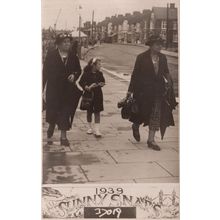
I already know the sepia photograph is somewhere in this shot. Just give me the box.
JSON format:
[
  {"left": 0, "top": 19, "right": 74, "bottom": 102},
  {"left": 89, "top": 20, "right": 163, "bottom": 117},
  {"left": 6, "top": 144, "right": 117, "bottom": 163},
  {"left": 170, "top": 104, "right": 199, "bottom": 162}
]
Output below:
[{"left": 42, "top": 0, "right": 179, "bottom": 218}]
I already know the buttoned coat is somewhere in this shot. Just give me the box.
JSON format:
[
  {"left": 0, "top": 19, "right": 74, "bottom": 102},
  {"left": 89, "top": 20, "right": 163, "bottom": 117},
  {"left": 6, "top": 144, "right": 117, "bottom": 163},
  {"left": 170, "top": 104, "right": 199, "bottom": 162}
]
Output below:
[
  {"left": 128, "top": 49, "right": 176, "bottom": 129},
  {"left": 43, "top": 48, "right": 82, "bottom": 130}
]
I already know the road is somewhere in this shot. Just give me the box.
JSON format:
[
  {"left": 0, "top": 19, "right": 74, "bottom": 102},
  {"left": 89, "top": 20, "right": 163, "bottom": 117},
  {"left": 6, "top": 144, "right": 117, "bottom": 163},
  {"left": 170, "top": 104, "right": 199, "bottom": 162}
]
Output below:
[{"left": 84, "top": 43, "right": 178, "bottom": 95}]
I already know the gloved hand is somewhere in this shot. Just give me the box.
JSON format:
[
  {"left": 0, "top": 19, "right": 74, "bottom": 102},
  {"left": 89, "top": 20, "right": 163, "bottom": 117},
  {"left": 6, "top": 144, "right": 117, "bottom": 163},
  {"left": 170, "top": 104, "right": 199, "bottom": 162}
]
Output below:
[{"left": 126, "top": 91, "right": 132, "bottom": 99}]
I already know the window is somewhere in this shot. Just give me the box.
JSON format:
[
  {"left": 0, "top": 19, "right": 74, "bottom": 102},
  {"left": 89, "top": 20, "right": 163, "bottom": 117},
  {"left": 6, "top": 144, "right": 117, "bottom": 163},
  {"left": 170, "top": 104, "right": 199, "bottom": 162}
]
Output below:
[
  {"left": 173, "top": 21, "right": 177, "bottom": 30},
  {"left": 160, "top": 30, "right": 166, "bottom": 40},
  {"left": 173, "top": 32, "right": 178, "bottom": 43},
  {"left": 161, "top": 20, "right": 167, "bottom": 29}
]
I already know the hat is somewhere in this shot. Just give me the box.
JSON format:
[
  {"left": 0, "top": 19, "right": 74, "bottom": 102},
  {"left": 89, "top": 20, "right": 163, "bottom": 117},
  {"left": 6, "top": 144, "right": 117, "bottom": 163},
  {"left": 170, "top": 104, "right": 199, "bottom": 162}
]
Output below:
[
  {"left": 145, "top": 35, "right": 164, "bottom": 46},
  {"left": 55, "top": 32, "right": 73, "bottom": 44},
  {"left": 91, "top": 57, "right": 101, "bottom": 64}
]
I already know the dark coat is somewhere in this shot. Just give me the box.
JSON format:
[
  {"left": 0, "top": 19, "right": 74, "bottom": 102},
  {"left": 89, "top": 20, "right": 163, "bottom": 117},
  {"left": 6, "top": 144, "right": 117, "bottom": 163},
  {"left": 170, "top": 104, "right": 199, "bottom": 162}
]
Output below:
[
  {"left": 43, "top": 48, "right": 82, "bottom": 130},
  {"left": 79, "top": 70, "right": 105, "bottom": 113},
  {"left": 128, "top": 49, "right": 176, "bottom": 128}
]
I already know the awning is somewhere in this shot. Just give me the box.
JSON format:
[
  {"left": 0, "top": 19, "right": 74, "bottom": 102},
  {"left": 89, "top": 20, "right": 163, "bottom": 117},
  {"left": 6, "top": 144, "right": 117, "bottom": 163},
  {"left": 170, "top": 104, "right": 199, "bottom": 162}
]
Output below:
[{"left": 70, "top": 30, "right": 88, "bottom": 38}]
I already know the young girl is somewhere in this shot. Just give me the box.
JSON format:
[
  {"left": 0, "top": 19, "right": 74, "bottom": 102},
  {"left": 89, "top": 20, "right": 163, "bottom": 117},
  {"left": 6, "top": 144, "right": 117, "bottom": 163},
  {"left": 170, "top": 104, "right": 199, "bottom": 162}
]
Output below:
[{"left": 79, "top": 58, "right": 105, "bottom": 137}]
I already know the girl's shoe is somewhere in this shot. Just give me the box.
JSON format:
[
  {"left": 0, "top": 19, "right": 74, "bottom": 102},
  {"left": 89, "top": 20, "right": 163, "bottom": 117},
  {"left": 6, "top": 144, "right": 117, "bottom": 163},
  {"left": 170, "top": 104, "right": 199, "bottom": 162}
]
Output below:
[
  {"left": 147, "top": 141, "right": 161, "bottom": 151},
  {"left": 87, "top": 128, "right": 93, "bottom": 134},
  {"left": 60, "top": 138, "right": 70, "bottom": 146},
  {"left": 94, "top": 123, "right": 102, "bottom": 138},
  {"left": 87, "top": 122, "right": 93, "bottom": 134}
]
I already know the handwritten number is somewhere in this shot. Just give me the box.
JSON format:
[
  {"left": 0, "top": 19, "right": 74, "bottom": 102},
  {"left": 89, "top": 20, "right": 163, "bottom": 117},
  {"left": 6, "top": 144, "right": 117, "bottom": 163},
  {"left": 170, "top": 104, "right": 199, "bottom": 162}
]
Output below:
[
  {"left": 94, "top": 208, "right": 101, "bottom": 215},
  {"left": 94, "top": 208, "right": 122, "bottom": 218}
]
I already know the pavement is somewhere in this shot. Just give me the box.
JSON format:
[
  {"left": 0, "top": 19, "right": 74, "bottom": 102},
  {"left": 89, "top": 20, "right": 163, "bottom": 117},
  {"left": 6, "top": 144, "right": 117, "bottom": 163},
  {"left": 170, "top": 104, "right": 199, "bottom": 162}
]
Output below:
[
  {"left": 113, "top": 42, "right": 178, "bottom": 58},
  {"left": 42, "top": 58, "right": 179, "bottom": 184}
]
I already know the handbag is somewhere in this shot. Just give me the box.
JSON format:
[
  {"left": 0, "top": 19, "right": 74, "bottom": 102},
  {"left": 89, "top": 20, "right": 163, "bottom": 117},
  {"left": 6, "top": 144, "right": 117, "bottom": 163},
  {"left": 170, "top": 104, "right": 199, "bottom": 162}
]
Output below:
[
  {"left": 80, "top": 91, "right": 94, "bottom": 110},
  {"left": 120, "top": 96, "right": 139, "bottom": 119}
]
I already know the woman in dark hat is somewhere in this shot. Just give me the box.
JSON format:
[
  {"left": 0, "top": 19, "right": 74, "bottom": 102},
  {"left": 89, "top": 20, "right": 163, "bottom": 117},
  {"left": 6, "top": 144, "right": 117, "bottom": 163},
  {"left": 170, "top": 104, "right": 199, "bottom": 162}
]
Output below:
[
  {"left": 127, "top": 35, "right": 177, "bottom": 151},
  {"left": 43, "top": 33, "right": 82, "bottom": 146}
]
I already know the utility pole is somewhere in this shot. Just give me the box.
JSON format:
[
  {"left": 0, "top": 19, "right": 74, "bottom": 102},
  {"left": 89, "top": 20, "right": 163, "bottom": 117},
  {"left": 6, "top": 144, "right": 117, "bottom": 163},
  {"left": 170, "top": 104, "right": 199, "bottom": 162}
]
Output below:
[
  {"left": 78, "top": 14, "right": 81, "bottom": 58},
  {"left": 54, "top": 9, "right": 61, "bottom": 31},
  {"left": 91, "top": 10, "right": 94, "bottom": 45},
  {"left": 166, "top": 3, "right": 169, "bottom": 49},
  {"left": 144, "top": 20, "right": 147, "bottom": 42},
  {"left": 65, "top": 21, "right": 67, "bottom": 31}
]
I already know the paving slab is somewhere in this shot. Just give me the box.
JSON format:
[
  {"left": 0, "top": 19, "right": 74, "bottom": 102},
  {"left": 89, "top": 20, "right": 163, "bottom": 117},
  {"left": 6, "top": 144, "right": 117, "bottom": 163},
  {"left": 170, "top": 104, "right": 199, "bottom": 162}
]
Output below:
[
  {"left": 43, "top": 151, "right": 115, "bottom": 167},
  {"left": 69, "top": 140, "right": 104, "bottom": 151},
  {"left": 134, "top": 141, "right": 179, "bottom": 151},
  {"left": 155, "top": 127, "right": 179, "bottom": 139},
  {"left": 81, "top": 163, "right": 171, "bottom": 182},
  {"left": 99, "top": 114, "right": 125, "bottom": 124},
  {"left": 69, "top": 139, "right": 137, "bottom": 151},
  {"left": 135, "top": 177, "right": 179, "bottom": 183},
  {"left": 43, "top": 142, "right": 71, "bottom": 153},
  {"left": 108, "top": 149, "right": 179, "bottom": 163},
  {"left": 155, "top": 136, "right": 179, "bottom": 143},
  {"left": 43, "top": 132, "right": 90, "bottom": 142},
  {"left": 110, "top": 121, "right": 132, "bottom": 130},
  {"left": 156, "top": 161, "right": 179, "bottom": 177},
  {"left": 42, "top": 125, "right": 87, "bottom": 141},
  {"left": 43, "top": 165, "right": 87, "bottom": 184}
]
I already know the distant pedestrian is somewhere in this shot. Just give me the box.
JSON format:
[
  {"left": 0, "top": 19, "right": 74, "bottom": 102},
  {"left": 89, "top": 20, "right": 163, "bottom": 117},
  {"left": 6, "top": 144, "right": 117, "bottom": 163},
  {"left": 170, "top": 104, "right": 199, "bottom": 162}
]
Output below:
[
  {"left": 79, "top": 58, "right": 105, "bottom": 137},
  {"left": 127, "top": 35, "right": 177, "bottom": 151},
  {"left": 43, "top": 33, "right": 82, "bottom": 146}
]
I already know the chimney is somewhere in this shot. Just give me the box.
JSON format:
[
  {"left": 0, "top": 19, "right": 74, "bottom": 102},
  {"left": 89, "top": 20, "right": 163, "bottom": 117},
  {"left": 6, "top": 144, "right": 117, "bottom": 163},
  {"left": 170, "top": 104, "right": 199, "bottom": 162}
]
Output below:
[{"left": 170, "top": 3, "right": 175, "bottom": 9}]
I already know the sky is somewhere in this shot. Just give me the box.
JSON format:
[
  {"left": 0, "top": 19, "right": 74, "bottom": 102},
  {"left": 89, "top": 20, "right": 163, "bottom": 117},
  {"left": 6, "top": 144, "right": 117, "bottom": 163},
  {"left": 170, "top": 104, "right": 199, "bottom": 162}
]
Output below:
[{"left": 42, "top": 0, "right": 179, "bottom": 30}]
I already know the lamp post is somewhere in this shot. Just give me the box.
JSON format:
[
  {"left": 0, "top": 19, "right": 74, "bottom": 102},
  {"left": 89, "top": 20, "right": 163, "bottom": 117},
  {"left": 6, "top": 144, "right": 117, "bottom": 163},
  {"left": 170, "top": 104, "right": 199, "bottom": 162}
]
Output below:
[
  {"left": 166, "top": 3, "right": 169, "bottom": 49},
  {"left": 77, "top": 5, "right": 82, "bottom": 58},
  {"left": 91, "top": 10, "right": 94, "bottom": 45}
]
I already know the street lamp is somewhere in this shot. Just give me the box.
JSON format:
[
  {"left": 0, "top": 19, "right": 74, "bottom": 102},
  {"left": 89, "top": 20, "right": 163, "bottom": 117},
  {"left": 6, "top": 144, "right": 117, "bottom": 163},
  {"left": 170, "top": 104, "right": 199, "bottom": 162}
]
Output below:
[
  {"left": 166, "top": 3, "right": 169, "bottom": 49},
  {"left": 77, "top": 5, "right": 82, "bottom": 58}
]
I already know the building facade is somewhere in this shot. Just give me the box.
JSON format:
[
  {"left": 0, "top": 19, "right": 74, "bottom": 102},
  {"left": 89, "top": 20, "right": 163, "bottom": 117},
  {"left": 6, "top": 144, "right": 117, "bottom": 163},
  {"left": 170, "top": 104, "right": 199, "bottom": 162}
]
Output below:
[
  {"left": 82, "top": 3, "right": 178, "bottom": 48},
  {"left": 150, "top": 3, "right": 178, "bottom": 47}
]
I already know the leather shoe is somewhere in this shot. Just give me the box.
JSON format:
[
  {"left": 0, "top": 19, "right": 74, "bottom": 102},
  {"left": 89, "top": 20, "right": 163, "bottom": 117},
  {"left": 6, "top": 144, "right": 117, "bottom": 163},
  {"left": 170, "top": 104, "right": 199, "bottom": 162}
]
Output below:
[
  {"left": 47, "top": 139, "right": 53, "bottom": 145},
  {"left": 60, "top": 138, "right": 70, "bottom": 146},
  {"left": 132, "top": 124, "right": 140, "bottom": 142},
  {"left": 147, "top": 141, "right": 161, "bottom": 151}
]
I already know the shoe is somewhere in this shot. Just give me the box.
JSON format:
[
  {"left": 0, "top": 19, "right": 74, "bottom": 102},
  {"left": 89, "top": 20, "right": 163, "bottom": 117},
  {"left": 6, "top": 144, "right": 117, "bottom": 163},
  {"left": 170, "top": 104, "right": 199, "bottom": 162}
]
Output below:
[
  {"left": 87, "top": 122, "right": 93, "bottom": 134},
  {"left": 147, "top": 141, "right": 161, "bottom": 151},
  {"left": 47, "top": 138, "right": 53, "bottom": 145},
  {"left": 60, "top": 138, "right": 70, "bottom": 146},
  {"left": 47, "top": 125, "right": 55, "bottom": 138},
  {"left": 87, "top": 128, "right": 93, "bottom": 134},
  {"left": 47, "top": 128, "right": 54, "bottom": 145},
  {"left": 132, "top": 124, "right": 140, "bottom": 142},
  {"left": 94, "top": 123, "right": 102, "bottom": 138}
]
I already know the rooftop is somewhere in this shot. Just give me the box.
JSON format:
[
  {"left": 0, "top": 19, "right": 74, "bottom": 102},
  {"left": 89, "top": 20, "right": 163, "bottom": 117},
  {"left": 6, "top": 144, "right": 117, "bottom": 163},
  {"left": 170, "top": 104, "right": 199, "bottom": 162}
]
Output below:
[{"left": 152, "top": 7, "right": 177, "bottom": 20}]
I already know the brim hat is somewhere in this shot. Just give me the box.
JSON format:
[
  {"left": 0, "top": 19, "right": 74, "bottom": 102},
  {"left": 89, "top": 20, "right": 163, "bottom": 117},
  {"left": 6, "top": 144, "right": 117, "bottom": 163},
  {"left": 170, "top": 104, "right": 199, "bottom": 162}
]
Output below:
[
  {"left": 145, "top": 35, "right": 164, "bottom": 46},
  {"left": 55, "top": 33, "right": 73, "bottom": 44}
]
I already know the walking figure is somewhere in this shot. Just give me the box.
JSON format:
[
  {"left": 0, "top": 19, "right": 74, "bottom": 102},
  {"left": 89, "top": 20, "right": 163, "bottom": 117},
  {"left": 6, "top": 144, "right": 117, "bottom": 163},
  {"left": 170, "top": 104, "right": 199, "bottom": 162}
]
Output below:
[
  {"left": 127, "top": 35, "right": 177, "bottom": 150},
  {"left": 79, "top": 58, "right": 105, "bottom": 137}
]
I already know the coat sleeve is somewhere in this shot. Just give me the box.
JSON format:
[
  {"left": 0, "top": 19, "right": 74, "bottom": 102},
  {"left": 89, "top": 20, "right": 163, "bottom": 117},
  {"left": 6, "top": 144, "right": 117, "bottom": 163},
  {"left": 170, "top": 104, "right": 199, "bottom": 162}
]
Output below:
[
  {"left": 73, "top": 55, "right": 82, "bottom": 82},
  {"left": 99, "top": 71, "right": 105, "bottom": 83},
  {"left": 162, "top": 55, "right": 171, "bottom": 78},
  {"left": 42, "top": 50, "right": 51, "bottom": 91},
  {"left": 79, "top": 72, "right": 88, "bottom": 90},
  {"left": 128, "top": 55, "right": 140, "bottom": 93}
]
